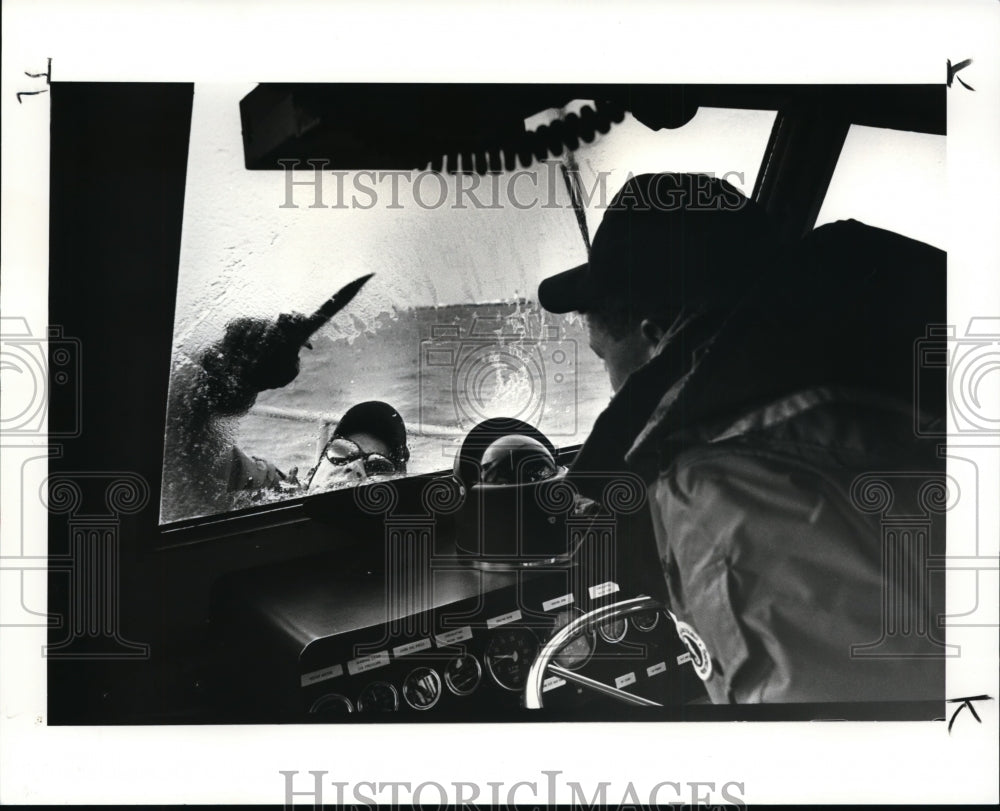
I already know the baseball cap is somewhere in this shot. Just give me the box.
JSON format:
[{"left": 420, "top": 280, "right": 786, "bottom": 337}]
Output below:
[
  {"left": 538, "top": 173, "right": 777, "bottom": 319},
  {"left": 334, "top": 400, "right": 410, "bottom": 466}
]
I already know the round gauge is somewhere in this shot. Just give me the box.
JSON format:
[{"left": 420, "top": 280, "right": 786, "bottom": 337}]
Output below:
[
  {"left": 597, "top": 615, "right": 628, "bottom": 644},
  {"left": 356, "top": 681, "right": 399, "bottom": 712},
  {"left": 631, "top": 609, "right": 661, "bottom": 633},
  {"left": 444, "top": 654, "right": 482, "bottom": 696},
  {"left": 485, "top": 627, "right": 539, "bottom": 692},
  {"left": 309, "top": 693, "right": 354, "bottom": 715},
  {"left": 551, "top": 607, "right": 595, "bottom": 670},
  {"left": 402, "top": 667, "right": 443, "bottom": 711}
]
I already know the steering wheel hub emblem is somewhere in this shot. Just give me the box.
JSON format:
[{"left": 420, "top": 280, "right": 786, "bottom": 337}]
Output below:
[{"left": 674, "top": 619, "right": 713, "bottom": 681}]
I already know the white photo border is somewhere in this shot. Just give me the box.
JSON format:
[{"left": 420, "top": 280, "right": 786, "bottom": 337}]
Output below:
[{"left": 2, "top": 0, "right": 998, "bottom": 805}]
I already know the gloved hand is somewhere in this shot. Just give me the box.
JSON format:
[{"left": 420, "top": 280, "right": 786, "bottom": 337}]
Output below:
[{"left": 198, "top": 311, "right": 313, "bottom": 415}]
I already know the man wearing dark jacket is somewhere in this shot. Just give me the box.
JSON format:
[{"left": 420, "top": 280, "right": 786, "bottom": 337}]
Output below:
[{"left": 539, "top": 172, "right": 947, "bottom": 703}]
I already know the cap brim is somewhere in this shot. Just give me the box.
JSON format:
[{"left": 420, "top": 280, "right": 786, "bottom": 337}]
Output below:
[
  {"left": 335, "top": 400, "right": 407, "bottom": 451},
  {"left": 537, "top": 263, "right": 596, "bottom": 314}
]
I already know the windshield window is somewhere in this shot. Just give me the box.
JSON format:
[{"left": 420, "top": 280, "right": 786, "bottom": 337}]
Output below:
[
  {"left": 816, "top": 124, "right": 946, "bottom": 249},
  {"left": 159, "top": 84, "right": 776, "bottom": 524}
]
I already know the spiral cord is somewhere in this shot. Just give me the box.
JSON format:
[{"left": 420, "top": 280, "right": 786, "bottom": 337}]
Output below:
[{"left": 431, "top": 99, "right": 627, "bottom": 174}]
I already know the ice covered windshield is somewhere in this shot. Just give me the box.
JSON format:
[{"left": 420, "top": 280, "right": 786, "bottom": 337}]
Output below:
[{"left": 159, "top": 84, "right": 776, "bottom": 524}]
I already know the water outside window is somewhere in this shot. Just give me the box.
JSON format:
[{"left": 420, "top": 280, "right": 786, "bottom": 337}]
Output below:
[{"left": 160, "top": 83, "right": 776, "bottom": 523}]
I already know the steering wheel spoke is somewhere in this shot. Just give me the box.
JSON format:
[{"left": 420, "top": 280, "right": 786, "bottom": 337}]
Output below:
[
  {"left": 525, "top": 595, "right": 666, "bottom": 709},
  {"left": 547, "top": 664, "right": 663, "bottom": 707}
]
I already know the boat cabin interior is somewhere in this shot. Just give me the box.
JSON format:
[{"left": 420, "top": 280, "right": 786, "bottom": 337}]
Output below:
[{"left": 45, "top": 80, "right": 945, "bottom": 724}]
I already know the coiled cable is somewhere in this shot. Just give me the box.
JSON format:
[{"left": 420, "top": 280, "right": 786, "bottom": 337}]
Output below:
[{"left": 432, "top": 98, "right": 626, "bottom": 174}]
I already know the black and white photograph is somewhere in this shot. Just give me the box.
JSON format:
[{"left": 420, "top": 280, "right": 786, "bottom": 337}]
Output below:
[{"left": 2, "top": 1, "right": 998, "bottom": 806}]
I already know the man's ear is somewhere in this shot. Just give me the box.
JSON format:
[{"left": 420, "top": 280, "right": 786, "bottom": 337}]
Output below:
[{"left": 639, "top": 318, "right": 666, "bottom": 347}]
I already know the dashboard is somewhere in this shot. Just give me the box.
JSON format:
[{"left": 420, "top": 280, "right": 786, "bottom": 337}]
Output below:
[{"left": 211, "top": 542, "right": 707, "bottom": 721}]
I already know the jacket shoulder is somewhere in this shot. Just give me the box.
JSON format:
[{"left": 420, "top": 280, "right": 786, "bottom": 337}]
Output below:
[{"left": 652, "top": 401, "right": 946, "bottom": 703}]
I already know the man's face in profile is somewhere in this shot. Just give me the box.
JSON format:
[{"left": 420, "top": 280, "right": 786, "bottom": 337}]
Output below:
[
  {"left": 307, "top": 431, "right": 400, "bottom": 493},
  {"left": 585, "top": 314, "right": 656, "bottom": 393}
]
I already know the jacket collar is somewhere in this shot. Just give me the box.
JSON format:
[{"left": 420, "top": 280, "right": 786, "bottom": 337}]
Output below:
[
  {"left": 572, "top": 220, "right": 945, "bottom": 489},
  {"left": 567, "top": 309, "right": 722, "bottom": 491}
]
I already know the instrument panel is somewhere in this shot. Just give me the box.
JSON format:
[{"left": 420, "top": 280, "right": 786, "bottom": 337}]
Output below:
[
  {"left": 302, "top": 606, "right": 700, "bottom": 718},
  {"left": 211, "top": 553, "right": 706, "bottom": 721}
]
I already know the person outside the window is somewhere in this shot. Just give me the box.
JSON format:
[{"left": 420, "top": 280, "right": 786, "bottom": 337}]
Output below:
[{"left": 161, "top": 275, "right": 409, "bottom": 520}]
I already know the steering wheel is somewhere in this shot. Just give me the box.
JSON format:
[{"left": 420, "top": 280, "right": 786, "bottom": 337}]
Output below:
[{"left": 525, "top": 595, "right": 667, "bottom": 709}]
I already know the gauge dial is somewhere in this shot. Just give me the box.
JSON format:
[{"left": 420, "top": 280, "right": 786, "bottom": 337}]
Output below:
[
  {"left": 402, "top": 667, "right": 442, "bottom": 710},
  {"left": 551, "top": 607, "right": 595, "bottom": 670},
  {"left": 309, "top": 693, "right": 354, "bottom": 715},
  {"left": 444, "top": 654, "right": 482, "bottom": 696},
  {"left": 597, "top": 615, "right": 628, "bottom": 643},
  {"left": 485, "top": 627, "right": 539, "bottom": 692},
  {"left": 631, "top": 609, "right": 661, "bottom": 632},
  {"left": 356, "top": 681, "right": 399, "bottom": 712}
]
